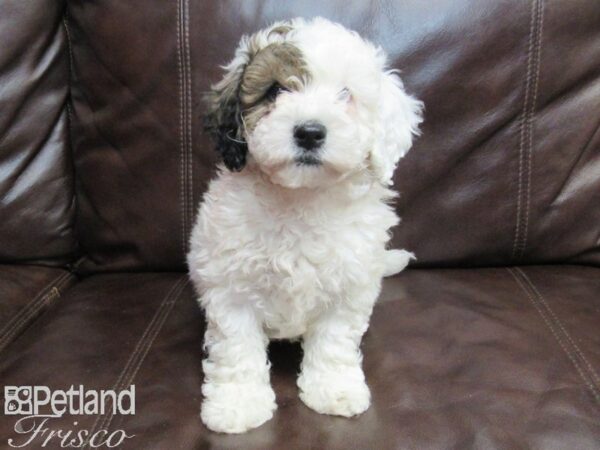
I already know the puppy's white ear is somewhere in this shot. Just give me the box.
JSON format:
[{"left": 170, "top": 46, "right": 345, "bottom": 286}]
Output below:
[{"left": 371, "top": 71, "right": 423, "bottom": 185}]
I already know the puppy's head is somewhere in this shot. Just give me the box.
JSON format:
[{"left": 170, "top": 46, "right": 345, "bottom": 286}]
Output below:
[{"left": 204, "top": 18, "right": 423, "bottom": 189}]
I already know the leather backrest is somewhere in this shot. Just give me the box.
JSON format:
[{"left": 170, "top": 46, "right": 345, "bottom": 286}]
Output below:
[
  {"left": 393, "top": 0, "right": 600, "bottom": 267},
  {"left": 66, "top": 0, "right": 600, "bottom": 272},
  {"left": 0, "top": 0, "right": 77, "bottom": 266},
  {"left": 68, "top": 0, "right": 205, "bottom": 272}
]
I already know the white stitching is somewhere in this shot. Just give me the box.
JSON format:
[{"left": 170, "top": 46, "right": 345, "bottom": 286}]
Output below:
[
  {"left": 62, "top": 16, "right": 75, "bottom": 77},
  {"left": 82, "top": 278, "right": 188, "bottom": 447},
  {"left": 0, "top": 272, "right": 63, "bottom": 340},
  {"left": 184, "top": 0, "right": 193, "bottom": 250},
  {"left": 515, "top": 267, "right": 600, "bottom": 387},
  {"left": 0, "top": 272, "right": 70, "bottom": 342},
  {"left": 508, "top": 268, "right": 600, "bottom": 405},
  {"left": 513, "top": 0, "right": 544, "bottom": 260},
  {"left": 512, "top": 0, "right": 537, "bottom": 260},
  {"left": 0, "top": 274, "right": 67, "bottom": 348},
  {"left": 100, "top": 279, "right": 188, "bottom": 434},
  {"left": 520, "top": 0, "right": 544, "bottom": 259},
  {"left": 92, "top": 279, "right": 185, "bottom": 439},
  {"left": 182, "top": 0, "right": 189, "bottom": 255},
  {"left": 0, "top": 272, "right": 72, "bottom": 350},
  {"left": 177, "top": 0, "right": 193, "bottom": 258},
  {"left": 83, "top": 278, "right": 185, "bottom": 446},
  {"left": 177, "top": 0, "right": 187, "bottom": 259}
]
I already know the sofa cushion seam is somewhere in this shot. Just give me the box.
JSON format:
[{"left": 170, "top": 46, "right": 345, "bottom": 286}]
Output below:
[
  {"left": 82, "top": 277, "right": 188, "bottom": 448},
  {"left": 507, "top": 268, "right": 600, "bottom": 405},
  {"left": 514, "top": 267, "right": 600, "bottom": 387},
  {"left": 0, "top": 272, "right": 69, "bottom": 347},
  {"left": 512, "top": 0, "right": 544, "bottom": 261},
  {"left": 176, "top": 0, "right": 186, "bottom": 260},
  {"left": 0, "top": 271, "right": 73, "bottom": 351},
  {"left": 184, "top": 0, "right": 193, "bottom": 253},
  {"left": 519, "top": 0, "right": 544, "bottom": 260},
  {"left": 92, "top": 278, "right": 188, "bottom": 440},
  {"left": 177, "top": 0, "right": 193, "bottom": 260},
  {"left": 511, "top": 1, "right": 533, "bottom": 260},
  {"left": 2, "top": 273, "right": 71, "bottom": 337}
]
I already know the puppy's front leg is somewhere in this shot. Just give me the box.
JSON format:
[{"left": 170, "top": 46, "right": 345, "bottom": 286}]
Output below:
[
  {"left": 200, "top": 295, "right": 276, "bottom": 433},
  {"left": 298, "top": 288, "right": 377, "bottom": 417}
]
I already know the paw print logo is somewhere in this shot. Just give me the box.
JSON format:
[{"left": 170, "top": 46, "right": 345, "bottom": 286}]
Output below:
[{"left": 4, "top": 387, "right": 33, "bottom": 415}]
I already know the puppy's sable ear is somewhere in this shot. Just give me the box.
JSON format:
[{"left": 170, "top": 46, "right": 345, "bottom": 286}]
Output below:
[
  {"left": 370, "top": 70, "right": 424, "bottom": 185},
  {"left": 203, "top": 21, "right": 296, "bottom": 172},
  {"left": 203, "top": 56, "right": 248, "bottom": 172}
]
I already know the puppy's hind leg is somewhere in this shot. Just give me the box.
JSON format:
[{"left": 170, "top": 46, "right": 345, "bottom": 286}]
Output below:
[
  {"left": 382, "top": 249, "right": 415, "bottom": 277},
  {"left": 200, "top": 289, "right": 276, "bottom": 434}
]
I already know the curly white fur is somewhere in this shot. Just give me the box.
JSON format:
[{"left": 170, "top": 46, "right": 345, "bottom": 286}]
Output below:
[{"left": 188, "top": 17, "right": 422, "bottom": 434}]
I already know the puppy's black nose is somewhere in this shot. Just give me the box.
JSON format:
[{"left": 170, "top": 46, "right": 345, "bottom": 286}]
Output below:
[{"left": 294, "top": 121, "right": 326, "bottom": 151}]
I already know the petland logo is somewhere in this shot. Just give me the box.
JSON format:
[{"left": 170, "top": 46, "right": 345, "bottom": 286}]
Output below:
[{"left": 4, "top": 385, "right": 136, "bottom": 448}]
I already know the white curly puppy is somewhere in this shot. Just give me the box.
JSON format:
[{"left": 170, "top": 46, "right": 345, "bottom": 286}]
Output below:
[{"left": 188, "top": 17, "right": 422, "bottom": 434}]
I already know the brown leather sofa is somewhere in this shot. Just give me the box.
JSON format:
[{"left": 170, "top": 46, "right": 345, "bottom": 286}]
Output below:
[{"left": 1, "top": 1, "right": 599, "bottom": 448}]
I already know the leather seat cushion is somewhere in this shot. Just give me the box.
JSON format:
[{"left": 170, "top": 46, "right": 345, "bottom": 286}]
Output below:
[{"left": 1, "top": 267, "right": 598, "bottom": 448}]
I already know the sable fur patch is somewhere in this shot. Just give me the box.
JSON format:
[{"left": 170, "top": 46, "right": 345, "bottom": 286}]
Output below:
[{"left": 240, "top": 43, "right": 308, "bottom": 132}]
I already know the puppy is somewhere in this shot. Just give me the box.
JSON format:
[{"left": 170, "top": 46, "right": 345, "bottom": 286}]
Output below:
[{"left": 187, "top": 17, "right": 423, "bottom": 434}]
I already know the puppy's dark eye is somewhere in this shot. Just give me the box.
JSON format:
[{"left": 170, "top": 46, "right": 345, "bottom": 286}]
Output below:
[
  {"left": 265, "top": 82, "right": 289, "bottom": 101},
  {"left": 338, "top": 87, "right": 351, "bottom": 101}
]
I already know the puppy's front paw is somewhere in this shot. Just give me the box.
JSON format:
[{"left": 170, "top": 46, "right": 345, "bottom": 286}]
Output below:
[
  {"left": 298, "top": 371, "right": 371, "bottom": 417},
  {"left": 201, "top": 381, "right": 277, "bottom": 433}
]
